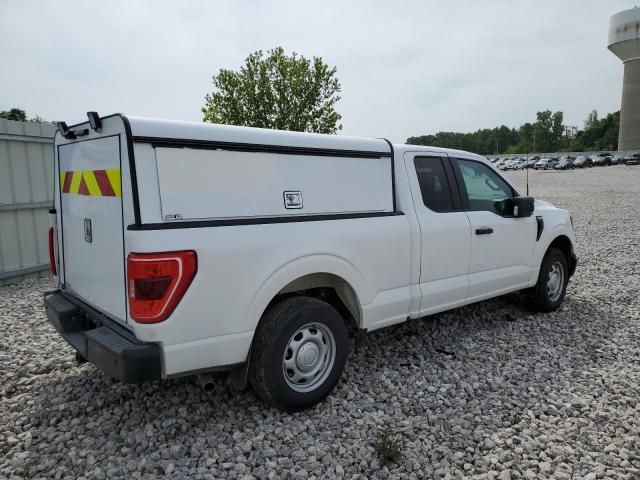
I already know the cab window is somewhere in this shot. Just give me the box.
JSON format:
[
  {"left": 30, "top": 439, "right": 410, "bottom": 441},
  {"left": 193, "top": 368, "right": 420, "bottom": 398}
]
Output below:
[{"left": 456, "top": 159, "right": 515, "bottom": 216}]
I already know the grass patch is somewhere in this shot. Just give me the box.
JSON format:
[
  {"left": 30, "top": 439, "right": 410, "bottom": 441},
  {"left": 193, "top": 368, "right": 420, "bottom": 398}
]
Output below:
[{"left": 374, "top": 427, "right": 402, "bottom": 465}]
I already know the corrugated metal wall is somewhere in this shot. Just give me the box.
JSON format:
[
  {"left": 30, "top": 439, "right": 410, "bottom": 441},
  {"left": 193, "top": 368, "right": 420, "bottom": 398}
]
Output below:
[{"left": 0, "top": 119, "right": 56, "bottom": 285}]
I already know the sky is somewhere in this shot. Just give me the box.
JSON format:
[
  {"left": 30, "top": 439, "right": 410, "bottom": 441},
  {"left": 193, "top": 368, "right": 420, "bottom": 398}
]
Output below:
[{"left": 0, "top": 0, "right": 636, "bottom": 143}]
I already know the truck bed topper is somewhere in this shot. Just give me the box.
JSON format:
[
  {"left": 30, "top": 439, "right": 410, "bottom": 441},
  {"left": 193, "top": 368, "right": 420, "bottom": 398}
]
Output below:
[{"left": 59, "top": 114, "right": 398, "bottom": 229}]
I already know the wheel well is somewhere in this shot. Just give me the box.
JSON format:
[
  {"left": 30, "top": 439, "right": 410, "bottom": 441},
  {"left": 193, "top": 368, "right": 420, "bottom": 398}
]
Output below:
[
  {"left": 265, "top": 273, "right": 361, "bottom": 333},
  {"left": 548, "top": 235, "right": 577, "bottom": 276}
]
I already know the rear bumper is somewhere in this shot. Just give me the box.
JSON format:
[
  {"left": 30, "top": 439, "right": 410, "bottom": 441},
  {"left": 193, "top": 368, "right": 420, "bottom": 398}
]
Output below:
[{"left": 44, "top": 290, "right": 162, "bottom": 383}]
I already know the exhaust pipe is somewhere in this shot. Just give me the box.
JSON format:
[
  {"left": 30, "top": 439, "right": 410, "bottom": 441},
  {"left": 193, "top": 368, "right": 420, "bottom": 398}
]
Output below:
[{"left": 197, "top": 373, "right": 216, "bottom": 393}]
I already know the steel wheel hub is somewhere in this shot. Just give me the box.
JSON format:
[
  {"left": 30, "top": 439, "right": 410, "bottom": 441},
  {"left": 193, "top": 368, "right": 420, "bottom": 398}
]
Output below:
[
  {"left": 297, "top": 342, "right": 320, "bottom": 370},
  {"left": 546, "top": 261, "right": 565, "bottom": 302},
  {"left": 283, "top": 323, "right": 336, "bottom": 393}
]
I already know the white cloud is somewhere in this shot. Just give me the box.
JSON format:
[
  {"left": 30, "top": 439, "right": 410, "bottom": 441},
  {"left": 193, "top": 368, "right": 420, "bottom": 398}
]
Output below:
[{"left": 0, "top": 0, "right": 634, "bottom": 142}]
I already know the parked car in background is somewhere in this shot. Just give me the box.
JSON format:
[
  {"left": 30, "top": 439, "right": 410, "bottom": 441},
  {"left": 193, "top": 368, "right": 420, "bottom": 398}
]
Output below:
[
  {"left": 524, "top": 158, "right": 538, "bottom": 169},
  {"left": 574, "top": 156, "right": 593, "bottom": 168},
  {"left": 593, "top": 155, "right": 612, "bottom": 167},
  {"left": 611, "top": 155, "right": 624, "bottom": 165},
  {"left": 534, "top": 158, "right": 550, "bottom": 170},
  {"left": 555, "top": 158, "right": 575, "bottom": 170},
  {"left": 546, "top": 158, "right": 560, "bottom": 170},
  {"left": 624, "top": 153, "right": 640, "bottom": 165},
  {"left": 505, "top": 159, "right": 524, "bottom": 170}
]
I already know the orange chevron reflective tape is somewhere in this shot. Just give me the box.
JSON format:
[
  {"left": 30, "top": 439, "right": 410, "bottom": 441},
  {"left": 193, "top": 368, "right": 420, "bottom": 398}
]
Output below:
[{"left": 61, "top": 168, "right": 121, "bottom": 197}]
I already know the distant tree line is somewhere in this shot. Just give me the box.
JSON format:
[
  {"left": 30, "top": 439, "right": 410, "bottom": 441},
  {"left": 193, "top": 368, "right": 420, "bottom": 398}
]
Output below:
[
  {"left": 407, "top": 109, "right": 620, "bottom": 154},
  {"left": 0, "top": 108, "right": 51, "bottom": 123}
]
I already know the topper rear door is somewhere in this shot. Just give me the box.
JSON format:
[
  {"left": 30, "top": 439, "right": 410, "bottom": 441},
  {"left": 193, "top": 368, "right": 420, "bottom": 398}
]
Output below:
[{"left": 58, "top": 135, "right": 127, "bottom": 321}]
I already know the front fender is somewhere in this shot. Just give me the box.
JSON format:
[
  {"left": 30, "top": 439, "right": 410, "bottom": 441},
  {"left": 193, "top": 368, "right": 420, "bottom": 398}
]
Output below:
[{"left": 530, "top": 223, "right": 576, "bottom": 284}]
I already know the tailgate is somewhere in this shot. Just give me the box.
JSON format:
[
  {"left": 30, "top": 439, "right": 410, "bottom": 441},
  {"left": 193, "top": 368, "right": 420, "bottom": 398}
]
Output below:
[{"left": 58, "top": 134, "right": 127, "bottom": 322}]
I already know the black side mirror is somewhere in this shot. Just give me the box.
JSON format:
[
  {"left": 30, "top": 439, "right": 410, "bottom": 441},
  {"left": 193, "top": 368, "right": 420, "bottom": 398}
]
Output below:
[{"left": 514, "top": 196, "right": 534, "bottom": 217}]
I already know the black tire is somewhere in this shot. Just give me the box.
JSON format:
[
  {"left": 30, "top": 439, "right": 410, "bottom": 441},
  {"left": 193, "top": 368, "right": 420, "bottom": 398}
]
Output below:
[
  {"left": 527, "top": 247, "right": 569, "bottom": 312},
  {"left": 248, "top": 296, "right": 349, "bottom": 412}
]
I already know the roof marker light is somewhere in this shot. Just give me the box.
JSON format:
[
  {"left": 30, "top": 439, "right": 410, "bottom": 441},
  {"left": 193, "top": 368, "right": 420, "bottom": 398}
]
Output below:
[
  {"left": 57, "top": 121, "right": 89, "bottom": 139},
  {"left": 57, "top": 121, "right": 76, "bottom": 139},
  {"left": 87, "top": 111, "right": 102, "bottom": 132}
]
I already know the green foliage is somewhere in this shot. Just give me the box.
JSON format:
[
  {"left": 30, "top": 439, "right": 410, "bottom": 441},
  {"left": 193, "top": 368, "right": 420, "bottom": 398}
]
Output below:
[
  {"left": 505, "top": 145, "right": 521, "bottom": 154},
  {"left": 374, "top": 427, "right": 403, "bottom": 465},
  {"left": 0, "top": 108, "right": 27, "bottom": 121},
  {"left": 202, "top": 47, "right": 342, "bottom": 134},
  {"left": 0, "top": 108, "right": 52, "bottom": 123},
  {"left": 408, "top": 125, "right": 519, "bottom": 155},
  {"left": 584, "top": 109, "right": 598, "bottom": 130},
  {"left": 530, "top": 109, "right": 564, "bottom": 153},
  {"left": 573, "top": 110, "right": 619, "bottom": 152},
  {"left": 407, "top": 109, "right": 619, "bottom": 154}
]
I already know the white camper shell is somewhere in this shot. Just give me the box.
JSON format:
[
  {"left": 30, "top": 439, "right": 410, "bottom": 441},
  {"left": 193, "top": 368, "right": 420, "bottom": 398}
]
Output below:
[{"left": 45, "top": 113, "right": 577, "bottom": 411}]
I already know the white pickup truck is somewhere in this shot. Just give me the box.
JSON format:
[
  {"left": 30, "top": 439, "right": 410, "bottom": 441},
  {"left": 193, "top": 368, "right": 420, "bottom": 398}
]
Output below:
[{"left": 45, "top": 113, "right": 577, "bottom": 411}]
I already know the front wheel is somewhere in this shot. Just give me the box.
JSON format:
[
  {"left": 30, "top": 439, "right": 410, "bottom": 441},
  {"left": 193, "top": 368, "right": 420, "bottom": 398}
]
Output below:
[
  {"left": 527, "top": 248, "right": 569, "bottom": 312},
  {"left": 249, "top": 296, "right": 349, "bottom": 411}
]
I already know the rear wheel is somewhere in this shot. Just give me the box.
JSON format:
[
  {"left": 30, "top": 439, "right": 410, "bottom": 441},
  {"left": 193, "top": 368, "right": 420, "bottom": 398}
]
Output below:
[
  {"left": 527, "top": 248, "right": 569, "bottom": 312},
  {"left": 249, "top": 296, "right": 349, "bottom": 411}
]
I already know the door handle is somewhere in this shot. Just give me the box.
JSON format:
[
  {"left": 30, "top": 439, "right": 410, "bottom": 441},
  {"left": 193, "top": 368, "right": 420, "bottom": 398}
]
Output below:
[{"left": 475, "top": 227, "right": 493, "bottom": 235}]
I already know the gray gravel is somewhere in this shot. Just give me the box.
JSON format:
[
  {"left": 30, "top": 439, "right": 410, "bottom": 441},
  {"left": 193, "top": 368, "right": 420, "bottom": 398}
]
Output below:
[{"left": 1, "top": 166, "right": 640, "bottom": 479}]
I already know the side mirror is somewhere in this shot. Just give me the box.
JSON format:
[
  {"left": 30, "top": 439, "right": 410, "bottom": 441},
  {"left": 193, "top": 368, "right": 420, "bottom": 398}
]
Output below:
[{"left": 513, "top": 196, "right": 534, "bottom": 217}]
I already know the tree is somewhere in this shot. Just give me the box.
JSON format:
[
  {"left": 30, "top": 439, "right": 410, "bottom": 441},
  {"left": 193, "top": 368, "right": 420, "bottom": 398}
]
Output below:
[
  {"left": 0, "top": 108, "right": 53, "bottom": 123},
  {"left": 407, "top": 125, "right": 519, "bottom": 155},
  {"left": 584, "top": 110, "right": 598, "bottom": 130},
  {"left": 575, "top": 110, "right": 619, "bottom": 151},
  {"left": 529, "top": 110, "right": 564, "bottom": 153},
  {"left": 0, "top": 108, "right": 27, "bottom": 121},
  {"left": 202, "top": 47, "right": 342, "bottom": 134},
  {"left": 406, "top": 109, "right": 619, "bottom": 155}
]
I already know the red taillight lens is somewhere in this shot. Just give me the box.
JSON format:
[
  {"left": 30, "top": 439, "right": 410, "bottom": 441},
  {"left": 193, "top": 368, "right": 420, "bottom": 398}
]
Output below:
[
  {"left": 48, "top": 227, "right": 57, "bottom": 275},
  {"left": 127, "top": 251, "right": 197, "bottom": 324}
]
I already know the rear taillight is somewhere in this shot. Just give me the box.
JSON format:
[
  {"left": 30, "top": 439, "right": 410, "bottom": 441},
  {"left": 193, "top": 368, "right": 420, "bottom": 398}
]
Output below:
[
  {"left": 48, "top": 227, "right": 57, "bottom": 275},
  {"left": 127, "top": 251, "right": 197, "bottom": 324}
]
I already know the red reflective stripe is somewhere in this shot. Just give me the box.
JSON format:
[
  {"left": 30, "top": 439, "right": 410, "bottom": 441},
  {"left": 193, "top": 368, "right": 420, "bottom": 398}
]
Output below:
[
  {"left": 93, "top": 169, "right": 116, "bottom": 196},
  {"left": 77, "top": 175, "right": 90, "bottom": 195},
  {"left": 62, "top": 171, "right": 73, "bottom": 193}
]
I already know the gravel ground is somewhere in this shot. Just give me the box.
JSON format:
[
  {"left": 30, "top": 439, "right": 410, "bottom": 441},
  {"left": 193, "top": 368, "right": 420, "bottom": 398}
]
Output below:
[{"left": 1, "top": 166, "right": 639, "bottom": 480}]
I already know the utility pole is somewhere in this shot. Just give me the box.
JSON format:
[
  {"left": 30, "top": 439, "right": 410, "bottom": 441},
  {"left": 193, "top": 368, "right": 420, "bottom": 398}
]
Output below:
[{"left": 565, "top": 126, "right": 577, "bottom": 152}]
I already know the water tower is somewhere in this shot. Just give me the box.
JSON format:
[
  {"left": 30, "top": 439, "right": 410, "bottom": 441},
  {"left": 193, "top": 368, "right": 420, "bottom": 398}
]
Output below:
[{"left": 608, "top": 7, "right": 640, "bottom": 150}]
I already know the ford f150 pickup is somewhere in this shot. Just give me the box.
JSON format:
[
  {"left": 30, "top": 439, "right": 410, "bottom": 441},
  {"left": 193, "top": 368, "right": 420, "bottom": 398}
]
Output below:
[{"left": 45, "top": 112, "right": 577, "bottom": 411}]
